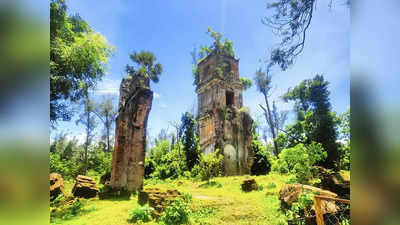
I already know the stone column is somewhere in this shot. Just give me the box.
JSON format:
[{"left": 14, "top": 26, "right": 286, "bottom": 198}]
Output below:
[{"left": 110, "top": 78, "right": 153, "bottom": 193}]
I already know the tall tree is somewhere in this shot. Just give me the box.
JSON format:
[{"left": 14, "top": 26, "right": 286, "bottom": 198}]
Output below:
[
  {"left": 125, "top": 51, "right": 163, "bottom": 87},
  {"left": 169, "top": 120, "right": 183, "bottom": 162},
  {"left": 283, "top": 74, "right": 339, "bottom": 169},
  {"left": 75, "top": 95, "right": 97, "bottom": 174},
  {"left": 254, "top": 68, "right": 280, "bottom": 156},
  {"left": 94, "top": 96, "right": 117, "bottom": 152},
  {"left": 50, "top": 0, "right": 114, "bottom": 125},
  {"left": 181, "top": 112, "right": 199, "bottom": 170}
]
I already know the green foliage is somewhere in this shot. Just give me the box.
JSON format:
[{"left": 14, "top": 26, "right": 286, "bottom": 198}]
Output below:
[
  {"left": 199, "top": 149, "right": 223, "bottom": 182},
  {"left": 338, "top": 143, "right": 350, "bottom": 170},
  {"left": 127, "top": 205, "right": 151, "bottom": 223},
  {"left": 341, "top": 219, "right": 350, "bottom": 225},
  {"left": 190, "top": 164, "right": 202, "bottom": 179},
  {"left": 144, "top": 156, "right": 156, "bottom": 178},
  {"left": 203, "top": 27, "right": 235, "bottom": 58},
  {"left": 181, "top": 112, "right": 200, "bottom": 171},
  {"left": 50, "top": 135, "right": 113, "bottom": 179},
  {"left": 272, "top": 142, "right": 326, "bottom": 184},
  {"left": 87, "top": 147, "right": 112, "bottom": 176},
  {"left": 240, "top": 77, "right": 253, "bottom": 91},
  {"left": 336, "top": 108, "right": 350, "bottom": 170},
  {"left": 161, "top": 199, "right": 190, "bottom": 225},
  {"left": 283, "top": 75, "right": 339, "bottom": 169},
  {"left": 182, "top": 192, "right": 193, "bottom": 203},
  {"left": 192, "top": 27, "right": 235, "bottom": 86},
  {"left": 285, "top": 176, "right": 298, "bottom": 184},
  {"left": 125, "top": 50, "right": 163, "bottom": 86},
  {"left": 70, "top": 199, "right": 84, "bottom": 216},
  {"left": 50, "top": 0, "right": 114, "bottom": 123},
  {"left": 250, "top": 134, "right": 272, "bottom": 175},
  {"left": 51, "top": 196, "right": 91, "bottom": 221},
  {"left": 147, "top": 140, "right": 187, "bottom": 180},
  {"left": 285, "top": 192, "right": 314, "bottom": 224}
]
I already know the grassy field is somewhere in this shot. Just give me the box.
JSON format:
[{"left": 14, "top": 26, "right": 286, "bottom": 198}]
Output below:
[{"left": 51, "top": 174, "right": 293, "bottom": 225}]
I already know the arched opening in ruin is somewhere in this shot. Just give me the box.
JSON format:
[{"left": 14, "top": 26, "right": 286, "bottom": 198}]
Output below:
[{"left": 226, "top": 90, "right": 234, "bottom": 106}]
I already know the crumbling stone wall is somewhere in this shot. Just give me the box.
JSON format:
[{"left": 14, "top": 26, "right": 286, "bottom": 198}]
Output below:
[
  {"left": 197, "top": 52, "right": 254, "bottom": 175},
  {"left": 110, "top": 77, "right": 153, "bottom": 192}
]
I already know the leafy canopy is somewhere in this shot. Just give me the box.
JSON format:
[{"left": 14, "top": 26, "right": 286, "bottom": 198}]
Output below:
[
  {"left": 125, "top": 50, "right": 163, "bottom": 85},
  {"left": 50, "top": 0, "right": 114, "bottom": 124},
  {"left": 181, "top": 112, "right": 199, "bottom": 171},
  {"left": 271, "top": 142, "right": 326, "bottom": 183},
  {"left": 282, "top": 74, "right": 339, "bottom": 169}
]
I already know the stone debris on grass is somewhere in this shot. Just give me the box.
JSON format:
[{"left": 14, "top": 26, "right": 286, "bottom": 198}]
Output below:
[
  {"left": 50, "top": 173, "right": 66, "bottom": 201},
  {"left": 279, "top": 183, "right": 339, "bottom": 214},
  {"left": 138, "top": 188, "right": 183, "bottom": 217},
  {"left": 72, "top": 175, "right": 99, "bottom": 199}
]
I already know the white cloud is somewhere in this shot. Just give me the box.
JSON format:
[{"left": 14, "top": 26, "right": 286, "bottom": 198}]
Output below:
[{"left": 160, "top": 103, "right": 167, "bottom": 109}]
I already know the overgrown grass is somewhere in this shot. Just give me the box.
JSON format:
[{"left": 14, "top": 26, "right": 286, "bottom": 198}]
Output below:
[{"left": 50, "top": 173, "right": 302, "bottom": 225}]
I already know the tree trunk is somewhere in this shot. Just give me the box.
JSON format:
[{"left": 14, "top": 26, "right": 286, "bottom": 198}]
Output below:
[
  {"left": 262, "top": 92, "right": 279, "bottom": 156},
  {"left": 106, "top": 117, "right": 110, "bottom": 152},
  {"left": 177, "top": 136, "right": 181, "bottom": 162},
  {"left": 85, "top": 113, "right": 89, "bottom": 175}
]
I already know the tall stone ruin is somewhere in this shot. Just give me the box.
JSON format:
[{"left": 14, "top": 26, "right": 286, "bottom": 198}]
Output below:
[
  {"left": 110, "top": 76, "right": 153, "bottom": 192},
  {"left": 196, "top": 51, "right": 254, "bottom": 175}
]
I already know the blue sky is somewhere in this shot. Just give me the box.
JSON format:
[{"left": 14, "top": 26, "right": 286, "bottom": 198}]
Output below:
[{"left": 53, "top": 0, "right": 350, "bottom": 143}]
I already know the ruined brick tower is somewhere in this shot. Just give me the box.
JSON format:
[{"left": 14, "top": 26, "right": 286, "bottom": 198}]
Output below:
[{"left": 196, "top": 51, "right": 254, "bottom": 175}]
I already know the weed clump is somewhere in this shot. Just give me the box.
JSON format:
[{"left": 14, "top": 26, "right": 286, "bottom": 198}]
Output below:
[
  {"left": 161, "top": 199, "right": 190, "bottom": 225},
  {"left": 127, "top": 204, "right": 152, "bottom": 223}
]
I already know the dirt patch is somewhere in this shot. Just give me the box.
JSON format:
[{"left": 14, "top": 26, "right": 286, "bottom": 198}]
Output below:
[{"left": 193, "top": 194, "right": 219, "bottom": 200}]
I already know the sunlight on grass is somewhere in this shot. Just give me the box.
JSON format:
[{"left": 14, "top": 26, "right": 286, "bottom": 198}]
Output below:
[{"left": 52, "top": 174, "right": 292, "bottom": 225}]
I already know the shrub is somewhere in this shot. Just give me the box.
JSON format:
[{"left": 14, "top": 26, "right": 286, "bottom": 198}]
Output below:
[
  {"left": 50, "top": 197, "right": 88, "bottom": 221},
  {"left": 144, "top": 157, "right": 156, "bottom": 178},
  {"left": 182, "top": 192, "right": 192, "bottom": 203},
  {"left": 161, "top": 199, "right": 190, "bottom": 225},
  {"left": 147, "top": 140, "right": 188, "bottom": 180},
  {"left": 70, "top": 200, "right": 83, "bottom": 216},
  {"left": 199, "top": 149, "right": 223, "bottom": 182},
  {"left": 250, "top": 138, "right": 272, "bottom": 175},
  {"left": 338, "top": 143, "right": 350, "bottom": 170},
  {"left": 190, "top": 164, "right": 202, "bottom": 179},
  {"left": 286, "top": 192, "right": 314, "bottom": 224},
  {"left": 182, "top": 171, "right": 191, "bottom": 179},
  {"left": 285, "top": 176, "right": 298, "bottom": 184},
  {"left": 272, "top": 142, "right": 326, "bottom": 183},
  {"left": 127, "top": 205, "right": 151, "bottom": 223},
  {"left": 87, "top": 148, "right": 112, "bottom": 176}
]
